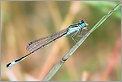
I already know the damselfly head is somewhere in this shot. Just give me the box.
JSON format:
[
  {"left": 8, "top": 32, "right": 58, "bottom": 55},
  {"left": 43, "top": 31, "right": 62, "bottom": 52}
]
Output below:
[{"left": 79, "top": 20, "right": 88, "bottom": 29}]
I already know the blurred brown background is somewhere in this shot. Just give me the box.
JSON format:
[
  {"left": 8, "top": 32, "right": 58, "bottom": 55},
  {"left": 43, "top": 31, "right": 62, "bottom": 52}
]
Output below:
[{"left": 1, "top": 1, "right": 121, "bottom": 81}]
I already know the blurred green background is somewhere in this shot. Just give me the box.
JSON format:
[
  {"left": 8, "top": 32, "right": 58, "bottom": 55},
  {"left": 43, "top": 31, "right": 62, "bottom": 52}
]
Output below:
[{"left": 1, "top": 1, "right": 121, "bottom": 81}]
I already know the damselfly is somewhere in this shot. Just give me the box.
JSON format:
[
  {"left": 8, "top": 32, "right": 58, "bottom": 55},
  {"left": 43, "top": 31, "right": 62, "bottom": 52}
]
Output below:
[{"left": 6, "top": 20, "right": 88, "bottom": 67}]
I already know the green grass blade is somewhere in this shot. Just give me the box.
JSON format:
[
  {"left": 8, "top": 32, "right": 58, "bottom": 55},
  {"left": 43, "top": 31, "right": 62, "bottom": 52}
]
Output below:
[{"left": 42, "top": 2, "right": 121, "bottom": 81}]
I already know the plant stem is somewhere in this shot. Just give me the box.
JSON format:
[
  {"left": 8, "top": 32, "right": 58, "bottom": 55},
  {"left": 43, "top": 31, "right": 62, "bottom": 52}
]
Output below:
[{"left": 42, "top": 2, "right": 121, "bottom": 81}]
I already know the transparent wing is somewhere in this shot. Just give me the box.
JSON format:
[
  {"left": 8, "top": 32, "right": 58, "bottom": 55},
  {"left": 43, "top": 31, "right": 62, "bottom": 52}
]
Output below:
[{"left": 26, "top": 29, "right": 68, "bottom": 53}]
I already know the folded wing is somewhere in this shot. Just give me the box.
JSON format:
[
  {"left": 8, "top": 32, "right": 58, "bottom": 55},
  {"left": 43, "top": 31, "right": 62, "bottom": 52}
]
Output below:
[{"left": 26, "top": 29, "right": 68, "bottom": 53}]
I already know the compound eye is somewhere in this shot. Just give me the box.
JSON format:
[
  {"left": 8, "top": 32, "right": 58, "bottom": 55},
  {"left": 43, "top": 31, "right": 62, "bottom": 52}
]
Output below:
[
  {"left": 80, "top": 20, "right": 86, "bottom": 27},
  {"left": 81, "top": 22, "right": 86, "bottom": 27},
  {"left": 80, "top": 20, "right": 88, "bottom": 27}
]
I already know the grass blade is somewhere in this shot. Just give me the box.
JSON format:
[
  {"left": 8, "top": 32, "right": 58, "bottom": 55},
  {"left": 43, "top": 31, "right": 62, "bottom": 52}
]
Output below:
[{"left": 42, "top": 2, "right": 121, "bottom": 81}]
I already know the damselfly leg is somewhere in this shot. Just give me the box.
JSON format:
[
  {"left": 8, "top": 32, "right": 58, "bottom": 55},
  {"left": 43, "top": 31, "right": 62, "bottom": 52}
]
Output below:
[{"left": 71, "top": 30, "right": 79, "bottom": 43}]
